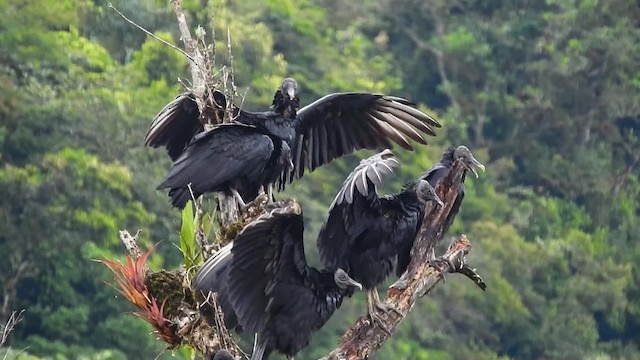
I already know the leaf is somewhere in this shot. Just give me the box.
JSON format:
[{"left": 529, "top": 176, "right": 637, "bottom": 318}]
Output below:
[{"left": 180, "top": 200, "right": 197, "bottom": 272}]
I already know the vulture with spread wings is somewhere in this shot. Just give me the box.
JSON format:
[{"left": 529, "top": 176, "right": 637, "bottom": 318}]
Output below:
[
  {"left": 146, "top": 78, "right": 441, "bottom": 209},
  {"left": 316, "top": 149, "right": 443, "bottom": 333},
  {"left": 193, "top": 203, "right": 362, "bottom": 360}
]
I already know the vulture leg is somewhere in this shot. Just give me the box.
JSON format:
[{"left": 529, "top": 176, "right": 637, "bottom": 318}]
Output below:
[
  {"left": 372, "top": 289, "right": 403, "bottom": 318},
  {"left": 231, "top": 189, "right": 248, "bottom": 210},
  {"left": 266, "top": 184, "right": 274, "bottom": 204},
  {"left": 251, "top": 334, "right": 267, "bottom": 360},
  {"left": 366, "top": 289, "right": 392, "bottom": 334},
  {"left": 257, "top": 185, "right": 276, "bottom": 204}
]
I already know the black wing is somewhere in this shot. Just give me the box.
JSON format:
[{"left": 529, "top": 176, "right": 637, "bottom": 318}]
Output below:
[
  {"left": 144, "top": 91, "right": 227, "bottom": 160},
  {"left": 192, "top": 243, "right": 240, "bottom": 331},
  {"left": 226, "top": 204, "right": 309, "bottom": 334},
  {"left": 419, "top": 163, "right": 449, "bottom": 188},
  {"left": 284, "top": 93, "right": 440, "bottom": 183},
  {"left": 156, "top": 124, "right": 275, "bottom": 208},
  {"left": 317, "top": 150, "right": 400, "bottom": 270},
  {"left": 391, "top": 197, "right": 425, "bottom": 276},
  {"left": 419, "top": 146, "right": 455, "bottom": 187}
]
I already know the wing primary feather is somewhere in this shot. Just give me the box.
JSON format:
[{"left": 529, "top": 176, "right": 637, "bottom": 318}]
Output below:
[
  {"left": 355, "top": 114, "right": 383, "bottom": 149},
  {"left": 372, "top": 104, "right": 437, "bottom": 136},
  {"left": 370, "top": 115, "right": 413, "bottom": 150},
  {"left": 293, "top": 135, "right": 305, "bottom": 182},
  {"left": 355, "top": 165, "right": 369, "bottom": 196},
  {"left": 312, "top": 124, "right": 322, "bottom": 171},
  {"left": 382, "top": 99, "right": 441, "bottom": 128},
  {"left": 346, "top": 172, "right": 358, "bottom": 204},
  {"left": 368, "top": 110, "right": 427, "bottom": 145},
  {"left": 381, "top": 95, "right": 417, "bottom": 106},
  {"left": 319, "top": 123, "right": 329, "bottom": 166},
  {"left": 368, "top": 164, "right": 384, "bottom": 186},
  {"left": 305, "top": 127, "right": 314, "bottom": 175}
]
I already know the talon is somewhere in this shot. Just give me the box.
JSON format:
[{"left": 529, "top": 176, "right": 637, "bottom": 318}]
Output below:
[
  {"left": 369, "top": 311, "right": 392, "bottom": 335},
  {"left": 231, "top": 189, "right": 248, "bottom": 210},
  {"left": 430, "top": 257, "right": 455, "bottom": 281},
  {"left": 372, "top": 290, "right": 403, "bottom": 318},
  {"left": 431, "top": 257, "right": 456, "bottom": 270},
  {"left": 376, "top": 302, "right": 404, "bottom": 317},
  {"left": 367, "top": 289, "right": 393, "bottom": 334}
]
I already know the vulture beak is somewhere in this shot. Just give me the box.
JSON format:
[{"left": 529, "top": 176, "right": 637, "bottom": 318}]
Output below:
[
  {"left": 467, "top": 156, "right": 486, "bottom": 178},
  {"left": 434, "top": 194, "right": 444, "bottom": 208},
  {"left": 349, "top": 278, "right": 363, "bottom": 291},
  {"left": 335, "top": 268, "right": 363, "bottom": 290},
  {"left": 286, "top": 87, "right": 296, "bottom": 101}
]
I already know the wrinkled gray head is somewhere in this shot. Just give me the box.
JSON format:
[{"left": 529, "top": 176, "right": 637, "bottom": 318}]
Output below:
[
  {"left": 334, "top": 268, "right": 363, "bottom": 290},
  {"left": 416, "top": 180, "right": 444, "bottom": 207},
  {"left": 454, "top": 145, "right": 486, "bottom": 178},
  {"left": 281, "top": 78, "right": 298, "bottom": 100}
]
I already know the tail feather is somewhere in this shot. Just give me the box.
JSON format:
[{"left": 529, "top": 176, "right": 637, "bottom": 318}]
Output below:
[{"left": 167, "top": 187, "right": 196, "bottom": 209}]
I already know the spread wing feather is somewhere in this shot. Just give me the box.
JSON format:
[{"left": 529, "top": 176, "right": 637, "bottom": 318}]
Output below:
[
  {"left": 225, "top": 204, "right": 309, "bottom": 334},
  {"left": 317, "top": 150, "right": 400, "bottom": 270},
  {"left": 283, "top": 93, "right": 440, "bottom": 184},
  {"left": 144, "top": 93, "right": 202, "bottom": 161},
  {"left": 192, "top": 243, "right": 241, "bottom": 331},
  {"left": 331, "top": 149, "right": 400, "bottom": 207},
  {"left": 144, "top": 91, "right": 228, "bottom": 160}
]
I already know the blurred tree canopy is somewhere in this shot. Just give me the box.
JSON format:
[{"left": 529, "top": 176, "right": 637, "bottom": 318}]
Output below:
[{"left": 0, "top": 0, "right": 638, "bottom": 359}]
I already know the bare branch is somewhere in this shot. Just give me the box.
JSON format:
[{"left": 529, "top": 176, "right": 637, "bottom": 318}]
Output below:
[
  {"left": 170, "top": 0, "right": 208, "bottom": 111},
  {"left": 2, "top": 255, "right": 33, "bottom": 322},
  {"left": 0, "top": 310, "right": 25, "bottom": 347},
  {"left": 107, "top": 2, "right": 194, "bottom": 62},
  {"left": 227, "top": 28, "right": 238, "bottom": 103},
  {"left": 118, "top": 229, "right": 143, "bottom": 260}
]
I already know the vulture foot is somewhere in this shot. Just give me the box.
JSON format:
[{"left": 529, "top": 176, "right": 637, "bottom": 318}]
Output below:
[{"left": 367, "top": 290, "right": 393, "bottom": 334}]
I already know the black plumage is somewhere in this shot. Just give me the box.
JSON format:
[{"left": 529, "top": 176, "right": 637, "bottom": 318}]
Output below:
[
  {"left": 316, "top": 149, "right": 443, "bottom": 332},
  {"left": 193, "top": 203, "right": 362, "bottom": 360},
  {"left": 147, "top": 78, "right": 441, "bottom": 208},
  {"left": 144, "top": 90, "right": 227, "bottom": 161},
  {"left": 156, "top": 124, "right": 292, "bottom": 208},
  {"left": 210, "top": 349, "right": 234, "bottom": 360},
  {"left": 419, "top": 145, "right": 484, "bottom": 234}
]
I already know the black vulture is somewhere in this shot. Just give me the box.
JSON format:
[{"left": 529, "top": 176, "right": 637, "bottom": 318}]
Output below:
[
  {"left": 316, "top": 149, "right": 443, "bottom": 332},
  {"left": 419, "top": 145, "right": 485, "bottom": 235},
  {"left": 193, "top": 203, "right": 362, "bottom": 360},
  {"left": 155, "top": 124, "right": 293, "bottom": 208},
  {"left": 147, "top": 78, "right": 441, "bottom": 208}
]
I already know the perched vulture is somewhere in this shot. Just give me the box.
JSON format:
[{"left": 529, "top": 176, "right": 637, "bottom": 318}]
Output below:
[
  {"left": 146, "top": 78, "right": 441, "bottom": 208},
  {"left": 317, "top": 149, "right": 443, "bottom": 332},
  {"left": 193, "top": 203, "right": 362, "bottom": 360}
]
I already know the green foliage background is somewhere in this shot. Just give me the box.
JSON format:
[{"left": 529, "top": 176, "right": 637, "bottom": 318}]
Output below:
[{"left": 0, "top": 0, "right": 639, "bottom": 359}]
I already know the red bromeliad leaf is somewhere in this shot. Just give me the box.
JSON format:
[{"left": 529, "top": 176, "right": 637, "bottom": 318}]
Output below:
[{"left": 95, "top": 247, "right": 178, "bottom": 346}]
